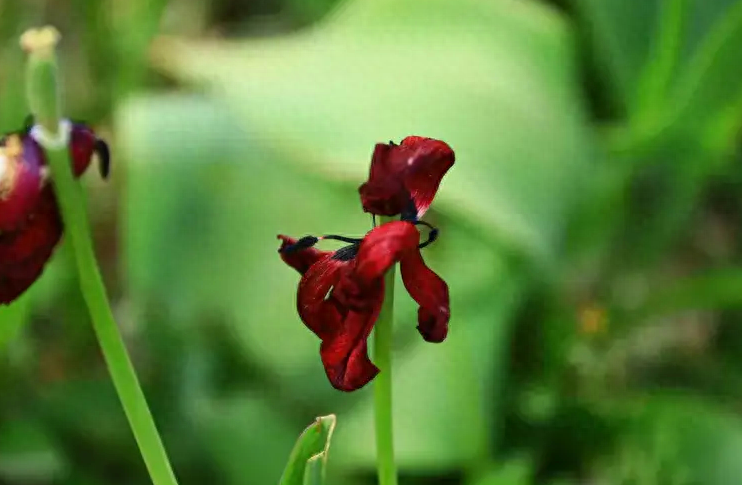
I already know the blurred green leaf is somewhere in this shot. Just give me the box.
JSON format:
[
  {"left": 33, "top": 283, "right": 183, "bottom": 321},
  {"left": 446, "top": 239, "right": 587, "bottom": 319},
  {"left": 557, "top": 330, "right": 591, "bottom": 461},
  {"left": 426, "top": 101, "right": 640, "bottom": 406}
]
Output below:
[
  {"left": 279, "top": 415, "right": 336, "bottom": 485},
  {"left": 194, "top": 394, "right": 302, "bottom": 485},
  {"left": 0, "top": 418, "right": 67, "bottom": 482},
  {"left": 149, "top": 0, "right": 594, "bottom": 264},
  {"left": 602, "top": 394, "right": 742, "bottom": 485},
  {"left": 469, "top": 457, "right": 533, "bottom": 485}
]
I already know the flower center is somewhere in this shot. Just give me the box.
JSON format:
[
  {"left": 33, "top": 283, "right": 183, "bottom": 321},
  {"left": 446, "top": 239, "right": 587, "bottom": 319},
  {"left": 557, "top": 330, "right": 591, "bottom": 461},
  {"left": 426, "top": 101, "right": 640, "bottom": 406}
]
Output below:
[{"left": 279, "top": 221, "right": 439, "bottom": 258}]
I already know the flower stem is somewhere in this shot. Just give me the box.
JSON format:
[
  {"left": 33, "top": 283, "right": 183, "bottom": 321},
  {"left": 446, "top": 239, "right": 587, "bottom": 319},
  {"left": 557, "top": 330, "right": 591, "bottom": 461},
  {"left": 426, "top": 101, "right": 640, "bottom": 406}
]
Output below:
[
  {"left": 21, "top": 27, "right": 179, "bottom": 485},
  {"left": 374, "top": 216, "right": 398, "bottom": 485}
]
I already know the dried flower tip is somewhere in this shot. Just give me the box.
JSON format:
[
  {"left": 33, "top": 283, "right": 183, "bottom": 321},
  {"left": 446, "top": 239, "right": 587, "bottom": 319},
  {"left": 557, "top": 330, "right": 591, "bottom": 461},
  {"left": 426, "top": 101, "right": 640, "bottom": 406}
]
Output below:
[{"left": 20, "top": 27, "right": 61, "bottom": 57}]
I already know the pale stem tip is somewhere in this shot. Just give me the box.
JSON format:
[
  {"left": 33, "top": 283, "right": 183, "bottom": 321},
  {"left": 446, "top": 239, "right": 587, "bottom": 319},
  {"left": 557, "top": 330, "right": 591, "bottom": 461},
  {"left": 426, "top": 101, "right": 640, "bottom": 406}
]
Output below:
[{"left": 20, "top": 26, "right": 61, "bottom": 57}]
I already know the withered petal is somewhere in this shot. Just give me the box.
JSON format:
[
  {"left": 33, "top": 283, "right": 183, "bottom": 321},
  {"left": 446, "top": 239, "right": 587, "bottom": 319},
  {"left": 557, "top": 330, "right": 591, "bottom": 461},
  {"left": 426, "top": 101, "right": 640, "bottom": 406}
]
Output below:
[
  {"left": 320, "top": 283, "right": 383, "bottom": 391},
  {"left": 297, "top": 255, "right": 346, "bottom": 340}
]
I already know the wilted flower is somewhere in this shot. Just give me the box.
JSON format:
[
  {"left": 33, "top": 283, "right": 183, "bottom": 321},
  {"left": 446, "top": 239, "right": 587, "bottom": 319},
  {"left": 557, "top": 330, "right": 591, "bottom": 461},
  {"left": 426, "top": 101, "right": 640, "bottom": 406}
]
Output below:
[
  {"left": 358, "top": 136, "right": 454, "bottom": 220},
  {"left": 0, "top": 121, "right": 109, "bottom": 304},
  {"left": 277, "top": 136, "right": 454, "bottom": 391},
  {"left": 278, "top": 221, "right": 449, "bottom": 391}
]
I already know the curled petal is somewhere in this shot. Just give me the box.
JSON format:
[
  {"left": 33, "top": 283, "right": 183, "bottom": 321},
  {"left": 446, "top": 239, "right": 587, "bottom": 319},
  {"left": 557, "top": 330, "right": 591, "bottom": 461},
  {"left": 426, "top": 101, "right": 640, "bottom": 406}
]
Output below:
[
  {"left": 359, "top": 137, "right": 454, "bottom": 218},
  {"left": 320, "top": 283, "right": 383, "bottom": 391},
  {"left": 400, "top": 249, "right": 450, "bottom": 342},
  {"left": 354, "top": 221, "right": 420, "bottom": 284},
  {"left": 278, "top": 235, "right": 330, "bottom": 275},
  {"left": 297, "top": 256, "right": 347, "bottom": 340},
  {"left": 400, "top": 137, "right": 455, "bottom": 219}
]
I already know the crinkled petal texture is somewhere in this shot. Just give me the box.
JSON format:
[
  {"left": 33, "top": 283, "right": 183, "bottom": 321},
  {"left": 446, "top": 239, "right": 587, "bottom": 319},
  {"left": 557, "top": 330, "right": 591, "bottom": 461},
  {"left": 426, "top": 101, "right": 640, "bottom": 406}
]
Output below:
[
  {"left": 359, "top": 136, "right": 454, "bottom": 219},
  {"left": 356, "top": 221, "right": 450, "bottom": 342}
]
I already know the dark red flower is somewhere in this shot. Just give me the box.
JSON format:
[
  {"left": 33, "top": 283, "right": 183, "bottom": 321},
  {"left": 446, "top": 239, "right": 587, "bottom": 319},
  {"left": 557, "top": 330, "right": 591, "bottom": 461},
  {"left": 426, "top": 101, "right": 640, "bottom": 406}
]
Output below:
[
  {"left": 0, "top": 121, "right": 109, "bottom": 304},
  {"left": 358, "top": 136, "right": 454, "bottom": 220},
  {"left": 278, "top": 220, "right": 449, "bottom": 391}
]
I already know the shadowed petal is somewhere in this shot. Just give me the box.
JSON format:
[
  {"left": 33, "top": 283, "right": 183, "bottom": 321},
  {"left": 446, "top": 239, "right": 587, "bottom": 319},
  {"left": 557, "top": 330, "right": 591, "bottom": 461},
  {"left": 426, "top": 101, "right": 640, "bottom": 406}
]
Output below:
[
  {"left": 297, "top": 255, "right": 346, "bottom": 340},
  {"left": 320, "top": 283, "right": 383, "bottom": 391}
]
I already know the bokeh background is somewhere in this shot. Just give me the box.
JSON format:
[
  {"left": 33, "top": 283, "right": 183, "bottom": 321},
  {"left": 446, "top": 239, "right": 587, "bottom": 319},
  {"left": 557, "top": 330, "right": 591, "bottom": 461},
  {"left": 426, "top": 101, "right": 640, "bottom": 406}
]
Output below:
[{"left": 2, "top": 0, "right": 742, "bottom": 484}]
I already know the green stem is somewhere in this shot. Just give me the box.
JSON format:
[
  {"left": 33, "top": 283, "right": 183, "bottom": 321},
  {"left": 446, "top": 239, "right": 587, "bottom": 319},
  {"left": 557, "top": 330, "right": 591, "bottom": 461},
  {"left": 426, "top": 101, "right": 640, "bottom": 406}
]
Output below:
[
  {"left": 374, "top": 217, "right": 398, "bottom": 485},
  {"left": 22, "top": 27, "right": 179, "bottom": 485},
  {"left": 46, "top": 149, "right": 179, "bottom": 485}
]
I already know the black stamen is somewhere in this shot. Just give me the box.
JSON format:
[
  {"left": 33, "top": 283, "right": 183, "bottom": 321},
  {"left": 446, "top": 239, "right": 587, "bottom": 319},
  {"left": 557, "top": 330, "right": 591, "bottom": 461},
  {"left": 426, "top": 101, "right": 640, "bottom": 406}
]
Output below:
[
  {"left": 94, "top": 139, "right": 111, "bottom": 179},
  {"left": 280, "top": 236, "right": 319, "bottom": 254},
  {"left": 400, "top": 197, "right": 418, "bottom": 222},
  {"left": 372, "top": 214, "right": 377, "bottom": 228},
  {"left": 332, "top": 244, "right": 359, "bottom": 261},
  {"left": 414, "top": 220, "right": 439, "bottom": 249},
  {"left": 322, "top": 235, "right": 363, "bottom": 244}
]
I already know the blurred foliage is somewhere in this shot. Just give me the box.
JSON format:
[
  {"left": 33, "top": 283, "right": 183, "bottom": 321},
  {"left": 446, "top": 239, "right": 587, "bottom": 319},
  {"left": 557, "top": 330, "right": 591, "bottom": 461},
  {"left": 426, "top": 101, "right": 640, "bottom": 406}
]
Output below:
[{"left": 1, "top": 0, "right": 742, "bottom": 484}]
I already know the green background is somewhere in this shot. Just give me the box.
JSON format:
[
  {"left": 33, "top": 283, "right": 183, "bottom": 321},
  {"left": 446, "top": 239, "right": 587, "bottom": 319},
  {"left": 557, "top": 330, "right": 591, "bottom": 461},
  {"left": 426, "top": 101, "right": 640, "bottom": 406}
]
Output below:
[{"left": 2, "top": 0, "right": 742, "bottom": 483}]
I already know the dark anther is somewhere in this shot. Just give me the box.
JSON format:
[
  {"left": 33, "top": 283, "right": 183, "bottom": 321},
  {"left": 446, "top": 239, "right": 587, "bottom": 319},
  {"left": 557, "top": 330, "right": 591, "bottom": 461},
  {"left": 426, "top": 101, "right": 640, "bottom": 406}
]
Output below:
[
  {"left": 372, "top": 214, "right": 377, "bottom": 228},
  {"left": 414, "top": 220, "right": 439, "bottom": 249},
  {"left": 400, "top": 197, "right": 418, "bottom": 222},
  {"left": 332, "top": 244, "right": 359, "bottom": 261},
  {"left": 280, "top": 236, "right": 319, "bottom": 254},
  {"left": 94, "top": 139, "right": 111, "bottom": 179},
  {"left": 322, "top": 235, "right": 363, "bottom": 244}
]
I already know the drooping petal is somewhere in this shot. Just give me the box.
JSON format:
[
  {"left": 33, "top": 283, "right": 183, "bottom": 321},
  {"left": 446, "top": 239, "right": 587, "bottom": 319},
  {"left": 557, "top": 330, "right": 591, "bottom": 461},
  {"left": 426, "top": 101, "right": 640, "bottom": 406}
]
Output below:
[
  {"left": 320, "top": 283, "right": 384, "bottom": 391},
  {"left": 296, "top": 255, "right": 347, "bottom": 340},
  {"left": 400, "top": 249, "right": 450, "bottom": 342},
  {"left": 359, "top": 137, "right": 454, "bottom": 218},
  {"left": 278, "top": 235, "right": 330, "bottom": 275},
  {"left": 353, "top": 221, "right": 420, "bottom": 284}
]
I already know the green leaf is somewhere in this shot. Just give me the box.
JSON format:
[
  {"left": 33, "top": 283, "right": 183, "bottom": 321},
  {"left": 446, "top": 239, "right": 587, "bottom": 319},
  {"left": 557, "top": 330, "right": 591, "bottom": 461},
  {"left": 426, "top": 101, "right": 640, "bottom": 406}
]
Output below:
[{"left": 279, "top": 415, "right": 336, "bottom": 485}]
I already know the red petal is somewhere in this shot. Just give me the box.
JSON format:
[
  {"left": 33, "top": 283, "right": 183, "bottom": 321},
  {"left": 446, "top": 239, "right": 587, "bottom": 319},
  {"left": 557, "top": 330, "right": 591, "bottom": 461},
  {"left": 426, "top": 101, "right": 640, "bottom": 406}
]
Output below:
[
  {"left": 320, "top": 283, "right": 383, "bottom": 391},
  {"left": 400, "top": 137, "right": 454, "bottom": 218},
  {"left": 0, "top": 191, "right": 62, "bottom": 305},
  {"left": 359, "top": 137, "right": 454, "bottom": 218},
  {"left": 0, "top": 137, "right": 46, "bottom": 232},
  {"left": 400, "top": 249, "right": 450, "bottom": 342},
  {"left": 278, "top": 235, "right": 330, "bottom": 275},
  {"left": 69, "top": 124, "right": 98, "bottom": 177},
  {"left": 354, "top": 221, "right": 420, "bottom": 284},
  {"left": 297, "top": 255, "right": 346, "bottom": 340}
]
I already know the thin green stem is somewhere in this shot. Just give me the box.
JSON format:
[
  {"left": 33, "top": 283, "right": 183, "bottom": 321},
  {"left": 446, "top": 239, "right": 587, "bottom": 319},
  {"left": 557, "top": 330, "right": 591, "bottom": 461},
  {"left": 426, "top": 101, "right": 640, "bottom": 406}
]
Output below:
[
  {"left": 374, "top": 217, "right": 398, "bottom": 485},
  {"left": 22, "top": 27, "right": 178, "bottom": 485},
  {"left": 46, "top": 149, "right": 179, "bottom": 485}
]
